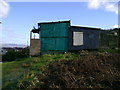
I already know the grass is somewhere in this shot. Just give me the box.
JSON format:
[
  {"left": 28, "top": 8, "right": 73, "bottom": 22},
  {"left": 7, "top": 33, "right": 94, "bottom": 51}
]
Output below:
[
  {"left": 36, "top": 53, "right": 120, "bottom": 88},
  {"left": 2, "top": 53, "right": 77, "bottom": 89},
  {"left": 2, "top": 51, "right": 120, "bottom": 89}
]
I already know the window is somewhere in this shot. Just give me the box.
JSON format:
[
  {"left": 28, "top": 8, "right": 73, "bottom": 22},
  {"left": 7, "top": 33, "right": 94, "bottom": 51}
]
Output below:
[
  {"left": 31, "top": 33, "right": 39, "bottom": 39},
  {"left": 73, "top": 32, "right": 83, "bottom": 46}
]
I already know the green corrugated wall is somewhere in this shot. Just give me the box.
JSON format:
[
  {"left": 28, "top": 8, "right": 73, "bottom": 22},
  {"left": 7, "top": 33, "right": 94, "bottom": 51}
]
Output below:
[{"left": 40, "top": 22, "right": 70, "bottom": 53}]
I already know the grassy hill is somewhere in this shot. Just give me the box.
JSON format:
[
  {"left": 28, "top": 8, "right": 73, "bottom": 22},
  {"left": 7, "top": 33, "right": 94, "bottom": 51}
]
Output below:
[
  {"left": 2, "top": 51, "right": 120, "bottom": 89},
  {"left": 2, "top": 53, "right": 77, "bottom": 89}
]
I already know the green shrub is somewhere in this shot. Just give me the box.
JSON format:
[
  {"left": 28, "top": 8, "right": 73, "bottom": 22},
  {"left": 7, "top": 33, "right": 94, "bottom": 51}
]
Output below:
[{"left": 2, "top": 47, "right": 29, "bottom": 62}]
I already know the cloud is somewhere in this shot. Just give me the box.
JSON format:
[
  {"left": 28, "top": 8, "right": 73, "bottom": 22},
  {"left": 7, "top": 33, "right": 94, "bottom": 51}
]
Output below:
[
  {"left": 0, "top": 25, "right": 2, "bottom": 30},
  {"left": 88, "top": 0, "right": 118, "bottom": 14},
  {"left": 0, "top": 0, "right": 10, "bottom": 18},
  {"left": 88, "top": 0, "right": 103, "bottom": 9},
  {"left": 1, "top": 26, "right": 27, "bottom": 44},
  {"left": 0, "top": 25, "right": 2, "bottom": 45},
  {"left": 113, "top": 24, "right": 120, "bottom": 28},
  {"left": 104, "top": 2, "right": 118, "bottom": 14}
]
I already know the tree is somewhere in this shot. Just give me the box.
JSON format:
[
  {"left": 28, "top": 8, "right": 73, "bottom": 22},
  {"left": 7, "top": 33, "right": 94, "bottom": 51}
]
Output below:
[{"left": 118, "top": 28, "right": 120, "bottom": 48}]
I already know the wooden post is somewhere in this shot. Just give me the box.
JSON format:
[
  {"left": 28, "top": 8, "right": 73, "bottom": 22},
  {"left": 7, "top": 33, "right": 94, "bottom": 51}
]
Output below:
[
  {"left": 30, "top": 31, "right": 32, "bottom": 57},
  {"left": 30, "top": 31, "right": 32, "bottom": 39}
]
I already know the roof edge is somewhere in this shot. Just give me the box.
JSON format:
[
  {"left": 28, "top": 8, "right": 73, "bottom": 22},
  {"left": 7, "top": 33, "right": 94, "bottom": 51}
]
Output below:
[
  {"left": 70, "top": 26, "right": 101, "bottom": 30},
  {"left": 38, "top": 20, "right": 71, "bottom": 25}
]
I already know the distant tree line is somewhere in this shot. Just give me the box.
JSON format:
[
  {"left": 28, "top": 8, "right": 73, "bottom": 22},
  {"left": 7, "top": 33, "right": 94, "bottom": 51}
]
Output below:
[
  {"left": 2, "top": 47, "right": 29, "bottom": 62},
  {"left": 118, "top": 28, "right": 120, "bottom": 48}
]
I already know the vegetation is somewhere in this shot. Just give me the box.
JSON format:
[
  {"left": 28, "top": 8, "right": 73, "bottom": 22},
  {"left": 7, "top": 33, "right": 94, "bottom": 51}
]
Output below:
[
  {"left": 100, "top": 29, "right": 118, "bottom": 49},
  {"left": 2, "top": 53, "right": 76, "bottom": 89},
  {"left": 2, "top": 47, "right": 29, "bottom": 62},
  {"left": 2, "top": 50, "right": 120, "bottom": 89},
  {"left": 37, "top": 53, "right": 120, "bottom": 89},
  {"left": 118, "top": 28, "right": 120, "bottom": 48}
]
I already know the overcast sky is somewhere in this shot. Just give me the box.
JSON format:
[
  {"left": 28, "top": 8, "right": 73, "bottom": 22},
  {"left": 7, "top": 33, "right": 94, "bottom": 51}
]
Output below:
[{"left": 0, "top": 0, "right": 119, "bottom": 45}]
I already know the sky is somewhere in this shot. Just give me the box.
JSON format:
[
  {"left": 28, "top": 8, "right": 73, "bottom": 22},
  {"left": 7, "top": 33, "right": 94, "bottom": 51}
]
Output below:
[{"left": 0, "top": 0, "right": 119, "bottom": 45}]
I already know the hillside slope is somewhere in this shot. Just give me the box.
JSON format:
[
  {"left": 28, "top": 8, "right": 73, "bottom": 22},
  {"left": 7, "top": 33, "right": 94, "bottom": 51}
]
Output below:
[
  {"left": 2, "top": 52, "right": 120, "bottom": 89},
  {"left": 2, "top": 53, "right": 76, "bottom": 89}
]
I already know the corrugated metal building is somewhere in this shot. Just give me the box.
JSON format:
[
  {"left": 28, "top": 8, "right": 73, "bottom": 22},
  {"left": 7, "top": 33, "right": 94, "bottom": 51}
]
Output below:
[
  {"left": 30, "top": 20, "right": 101, "bottom": 55},
  {"left": 69, "top": 26, "right": 100, "bottom": 51},
  {"left": 39, "top": 21, "right": 70, "bottom": 53}
]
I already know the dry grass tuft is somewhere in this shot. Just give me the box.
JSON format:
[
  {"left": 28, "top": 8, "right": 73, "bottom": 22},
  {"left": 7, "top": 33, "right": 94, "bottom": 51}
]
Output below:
[{"left": 37, "top": 53, "right": 120, "bottom": 88}]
